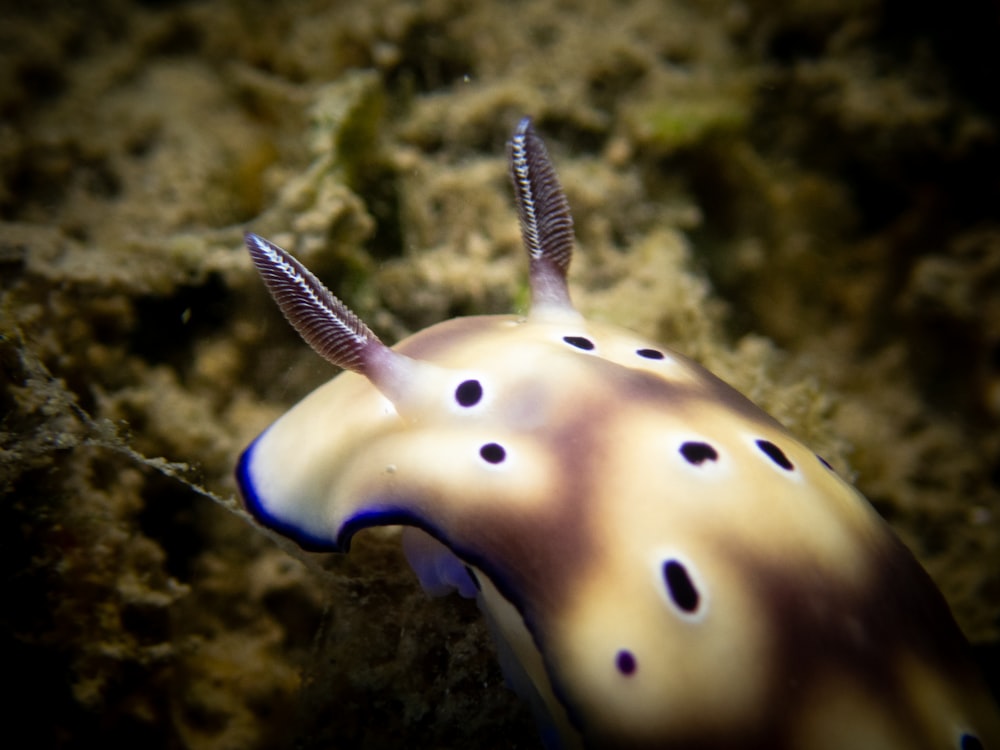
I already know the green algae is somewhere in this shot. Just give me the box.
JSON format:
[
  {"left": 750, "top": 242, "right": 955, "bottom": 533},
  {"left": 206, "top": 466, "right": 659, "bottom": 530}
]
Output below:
[{"left": 621, "top": 73, "right": 753, "bottom": 153}]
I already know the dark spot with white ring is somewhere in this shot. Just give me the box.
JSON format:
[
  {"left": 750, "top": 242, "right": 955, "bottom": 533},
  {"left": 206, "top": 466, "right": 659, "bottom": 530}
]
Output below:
[
  {"left": 563, "top": 335, "right": 594, "bottom": 350},
  {"left": 680, "top": 441, "right": 718, "bottom": 466},
  {"left": 961, "top": 734, "right": 984, "bottom": 750},
  {"left": 637, "top": 348, "right": 664, "bottom": 360},
  {"left": 455, "top": 379, "right": 483, "bottom": 407},
  {"left": 480, "top": 443, "right": 506, "bottom": 464},
  {"left": 616, "top": 649, "right": 637, "bottom": 676},
  {"left": 757, "top": 439, "right": 794, "bottom": 471},
  {"left": 663, "top": 559, "right": 699, "bottom": 613}
]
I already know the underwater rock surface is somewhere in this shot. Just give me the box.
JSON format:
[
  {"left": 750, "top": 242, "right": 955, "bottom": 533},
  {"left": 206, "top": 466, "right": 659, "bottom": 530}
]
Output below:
[{"left": 1, "top": 0, "right": 998, "bottom": 747}]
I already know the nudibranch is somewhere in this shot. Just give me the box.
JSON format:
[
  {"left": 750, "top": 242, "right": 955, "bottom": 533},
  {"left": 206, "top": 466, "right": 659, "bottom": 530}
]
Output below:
[{"left": 238, "top": 118, "right": 999, "bottom": 749}]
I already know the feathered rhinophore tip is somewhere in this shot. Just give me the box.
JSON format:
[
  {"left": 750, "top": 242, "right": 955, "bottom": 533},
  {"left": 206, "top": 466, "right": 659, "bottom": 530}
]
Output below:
[
  {"left": 244, "top": 232, "right": 379, "bottom": 374},
  {"left": 508, "top": 117, "right": 576, "bottom": 314}
]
